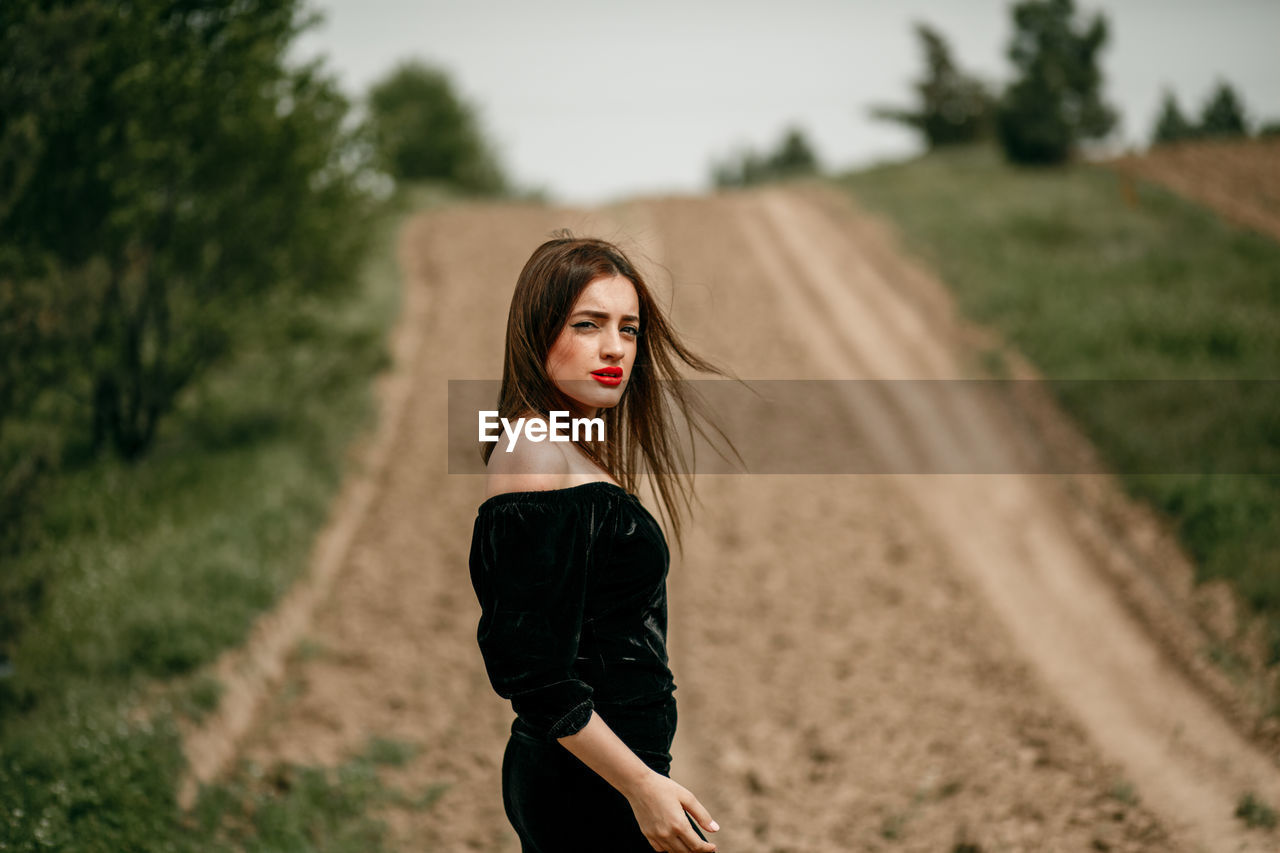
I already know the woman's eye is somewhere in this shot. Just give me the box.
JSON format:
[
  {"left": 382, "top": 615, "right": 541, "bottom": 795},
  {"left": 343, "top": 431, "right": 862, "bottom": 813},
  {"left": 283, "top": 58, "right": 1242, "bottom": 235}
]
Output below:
[{"left": 571, "top": 320, "right": 638, "bottom": 336}]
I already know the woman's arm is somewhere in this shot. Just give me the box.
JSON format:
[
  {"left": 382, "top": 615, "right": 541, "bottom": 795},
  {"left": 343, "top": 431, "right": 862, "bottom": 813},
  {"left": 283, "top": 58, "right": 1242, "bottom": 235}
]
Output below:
[{"left": 558, "top": 711, "right": 719, "bottom": 853}]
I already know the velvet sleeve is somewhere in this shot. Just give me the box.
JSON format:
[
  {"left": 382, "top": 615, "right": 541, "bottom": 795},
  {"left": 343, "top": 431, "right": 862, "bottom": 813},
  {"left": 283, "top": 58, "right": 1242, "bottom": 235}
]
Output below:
[{"left": 468, "top": 495, "right": 597, "bottom": 739}]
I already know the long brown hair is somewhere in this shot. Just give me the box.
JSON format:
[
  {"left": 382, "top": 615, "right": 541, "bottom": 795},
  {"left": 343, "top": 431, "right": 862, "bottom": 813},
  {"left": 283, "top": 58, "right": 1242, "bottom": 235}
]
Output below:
[{"left": 484, "top": 231, "right": 736, "bottom": 546}]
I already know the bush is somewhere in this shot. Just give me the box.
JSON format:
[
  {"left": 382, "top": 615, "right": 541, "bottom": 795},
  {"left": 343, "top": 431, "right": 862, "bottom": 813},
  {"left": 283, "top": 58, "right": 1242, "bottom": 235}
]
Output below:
[{"left": 995, "top": 0, "right": 1118, "bottom": 165}]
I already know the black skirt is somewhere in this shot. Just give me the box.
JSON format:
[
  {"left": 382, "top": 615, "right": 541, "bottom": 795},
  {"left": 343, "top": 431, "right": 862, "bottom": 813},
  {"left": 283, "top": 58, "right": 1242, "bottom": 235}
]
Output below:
[{"left": 501, "top": 714, "right": 708, "bottom": 853}]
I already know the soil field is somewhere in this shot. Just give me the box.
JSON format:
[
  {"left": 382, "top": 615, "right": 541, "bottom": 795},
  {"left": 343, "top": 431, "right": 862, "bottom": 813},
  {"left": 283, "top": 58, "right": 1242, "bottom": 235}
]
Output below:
[
  {"left": 209, "top": 186, "right": 1280, "bottom": 852},
  {"left": 1110, "top": 137, "right": 1280, "bottom": 243}
]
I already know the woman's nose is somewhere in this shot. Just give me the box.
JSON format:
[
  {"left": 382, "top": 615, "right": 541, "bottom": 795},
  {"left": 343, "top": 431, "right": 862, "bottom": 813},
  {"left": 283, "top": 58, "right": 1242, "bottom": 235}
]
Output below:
[{"left": 601, "top": 329, "right": 625, "bottom": 359}]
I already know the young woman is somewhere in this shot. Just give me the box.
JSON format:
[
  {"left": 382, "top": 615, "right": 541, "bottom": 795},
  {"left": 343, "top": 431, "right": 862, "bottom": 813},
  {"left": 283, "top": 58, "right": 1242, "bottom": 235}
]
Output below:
[{"left": 468, "top": 233, "right": 730, "bottom": 852}]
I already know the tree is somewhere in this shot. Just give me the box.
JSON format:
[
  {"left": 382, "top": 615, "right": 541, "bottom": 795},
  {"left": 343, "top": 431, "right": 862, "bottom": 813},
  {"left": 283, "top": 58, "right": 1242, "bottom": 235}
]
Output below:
[
  {"left": 995, "top": 0, "right": 1118, "bottom": 165},
  {"left": 1151, "top": 89, "right": 1196, "bottom": 145},
  {"left": 366, "top": 61, "right": 505, "bottom": 193},
  {"left": 711, "top": 149, "right": 763, "bottom": 188},
  {"left": 870, "top": 23, "right": 993, "bottom": 148},
  {"left": 0, "top": 0, "right": 370, "bottom": 460},
  {"left": 710, "top": 126, "right": 821, "bottom": 189},
  {"left": 1198, "top": 81, "right": 1249, "bottom": 138},
  {"left": 768, "top": 128, "right": 821, "bottom": 177}
]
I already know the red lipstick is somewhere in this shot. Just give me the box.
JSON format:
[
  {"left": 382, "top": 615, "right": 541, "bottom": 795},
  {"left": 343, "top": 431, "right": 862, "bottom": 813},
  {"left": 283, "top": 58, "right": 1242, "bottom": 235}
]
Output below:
[{"left": 591, "top": 366, "right": 623, "bottom": 386}]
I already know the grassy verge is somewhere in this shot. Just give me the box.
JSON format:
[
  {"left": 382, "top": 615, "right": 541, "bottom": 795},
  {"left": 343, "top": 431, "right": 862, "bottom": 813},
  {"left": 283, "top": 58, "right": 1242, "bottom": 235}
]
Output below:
[
  {"left": 0, "top": 194, "right": 421, "bottom": 850},
  {"left": 191, "top": 734, "right": 447, "bottom": 853},
  {"left": 837, "top": 145, "right": 1280, "bottom": 688}
]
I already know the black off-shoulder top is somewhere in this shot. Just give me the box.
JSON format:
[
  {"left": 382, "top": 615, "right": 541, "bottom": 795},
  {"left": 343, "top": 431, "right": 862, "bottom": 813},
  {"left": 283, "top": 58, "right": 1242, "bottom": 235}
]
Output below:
[{"left": 468, "top": 481, "right": 676, "bottom": 757}]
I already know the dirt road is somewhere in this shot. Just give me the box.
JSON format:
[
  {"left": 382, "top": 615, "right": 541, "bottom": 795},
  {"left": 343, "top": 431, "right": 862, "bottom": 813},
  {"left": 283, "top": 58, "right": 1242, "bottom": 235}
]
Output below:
[{"left": 234, "top": 186, "right": 1280, "bottom": 851}]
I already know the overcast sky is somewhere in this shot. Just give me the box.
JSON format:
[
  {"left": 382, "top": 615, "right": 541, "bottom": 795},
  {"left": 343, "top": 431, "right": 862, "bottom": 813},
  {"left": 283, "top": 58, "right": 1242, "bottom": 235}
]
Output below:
[{"left": 293, "top": 0, "right": 1280, "bottom": 203}]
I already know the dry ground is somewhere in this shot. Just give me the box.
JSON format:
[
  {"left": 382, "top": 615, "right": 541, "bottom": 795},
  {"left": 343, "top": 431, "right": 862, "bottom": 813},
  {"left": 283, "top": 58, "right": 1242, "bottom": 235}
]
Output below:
[{"left": 222, "top": 186, "right": 1280, "bottom": 852}]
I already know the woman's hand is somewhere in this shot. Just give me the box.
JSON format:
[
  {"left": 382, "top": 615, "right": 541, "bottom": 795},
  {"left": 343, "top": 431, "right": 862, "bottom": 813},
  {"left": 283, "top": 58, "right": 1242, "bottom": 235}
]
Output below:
[
  {"left": 622, "top": 769, "right": 719, "bottom": 853},
  {"left": 555, "top": 712, "right": 720, "bottom": 851}
]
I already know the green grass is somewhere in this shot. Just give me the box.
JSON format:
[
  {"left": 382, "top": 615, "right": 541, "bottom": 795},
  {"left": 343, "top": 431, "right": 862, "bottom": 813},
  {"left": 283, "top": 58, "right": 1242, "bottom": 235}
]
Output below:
[
  {"left": 1235, "top": 791, "right": 1279, "bottom": 830},
  {"left": 0, "top": 194, "right": 412, "bottom": 850},
  {"left": 191, "top": 735, "right": 447, "bottom": 853},
  {"left": 1108, "top": 778, "right": 1140, "bottom": 807},
  {"left": 838, "top": 144, "right": 1280, "bottom": 681}
]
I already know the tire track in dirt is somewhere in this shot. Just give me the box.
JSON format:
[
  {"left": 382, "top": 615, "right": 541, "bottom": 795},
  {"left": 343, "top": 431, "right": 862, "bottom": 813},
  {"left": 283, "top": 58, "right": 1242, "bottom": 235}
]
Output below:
[
  {"left": 230, "top": 187, "right": 1278, "bottom": 852},
  {"left": 619, "top": 191, "right": 1180, "bottom": 851},
  {"left": 723, "top": 186, "right": 1280, "bottom": 851}
]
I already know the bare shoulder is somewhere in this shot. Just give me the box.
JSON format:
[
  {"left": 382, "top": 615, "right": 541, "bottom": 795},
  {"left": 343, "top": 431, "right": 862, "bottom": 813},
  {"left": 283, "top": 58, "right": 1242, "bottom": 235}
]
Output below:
[{"left": 484, "top": 415, "right": 573, "bottom": 498}]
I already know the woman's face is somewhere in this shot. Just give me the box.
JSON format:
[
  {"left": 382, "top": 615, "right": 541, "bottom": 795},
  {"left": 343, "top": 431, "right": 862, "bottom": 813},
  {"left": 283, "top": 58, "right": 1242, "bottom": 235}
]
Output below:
[{"left": 545, "top": 274, "right": 640, "bottom": 419}]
